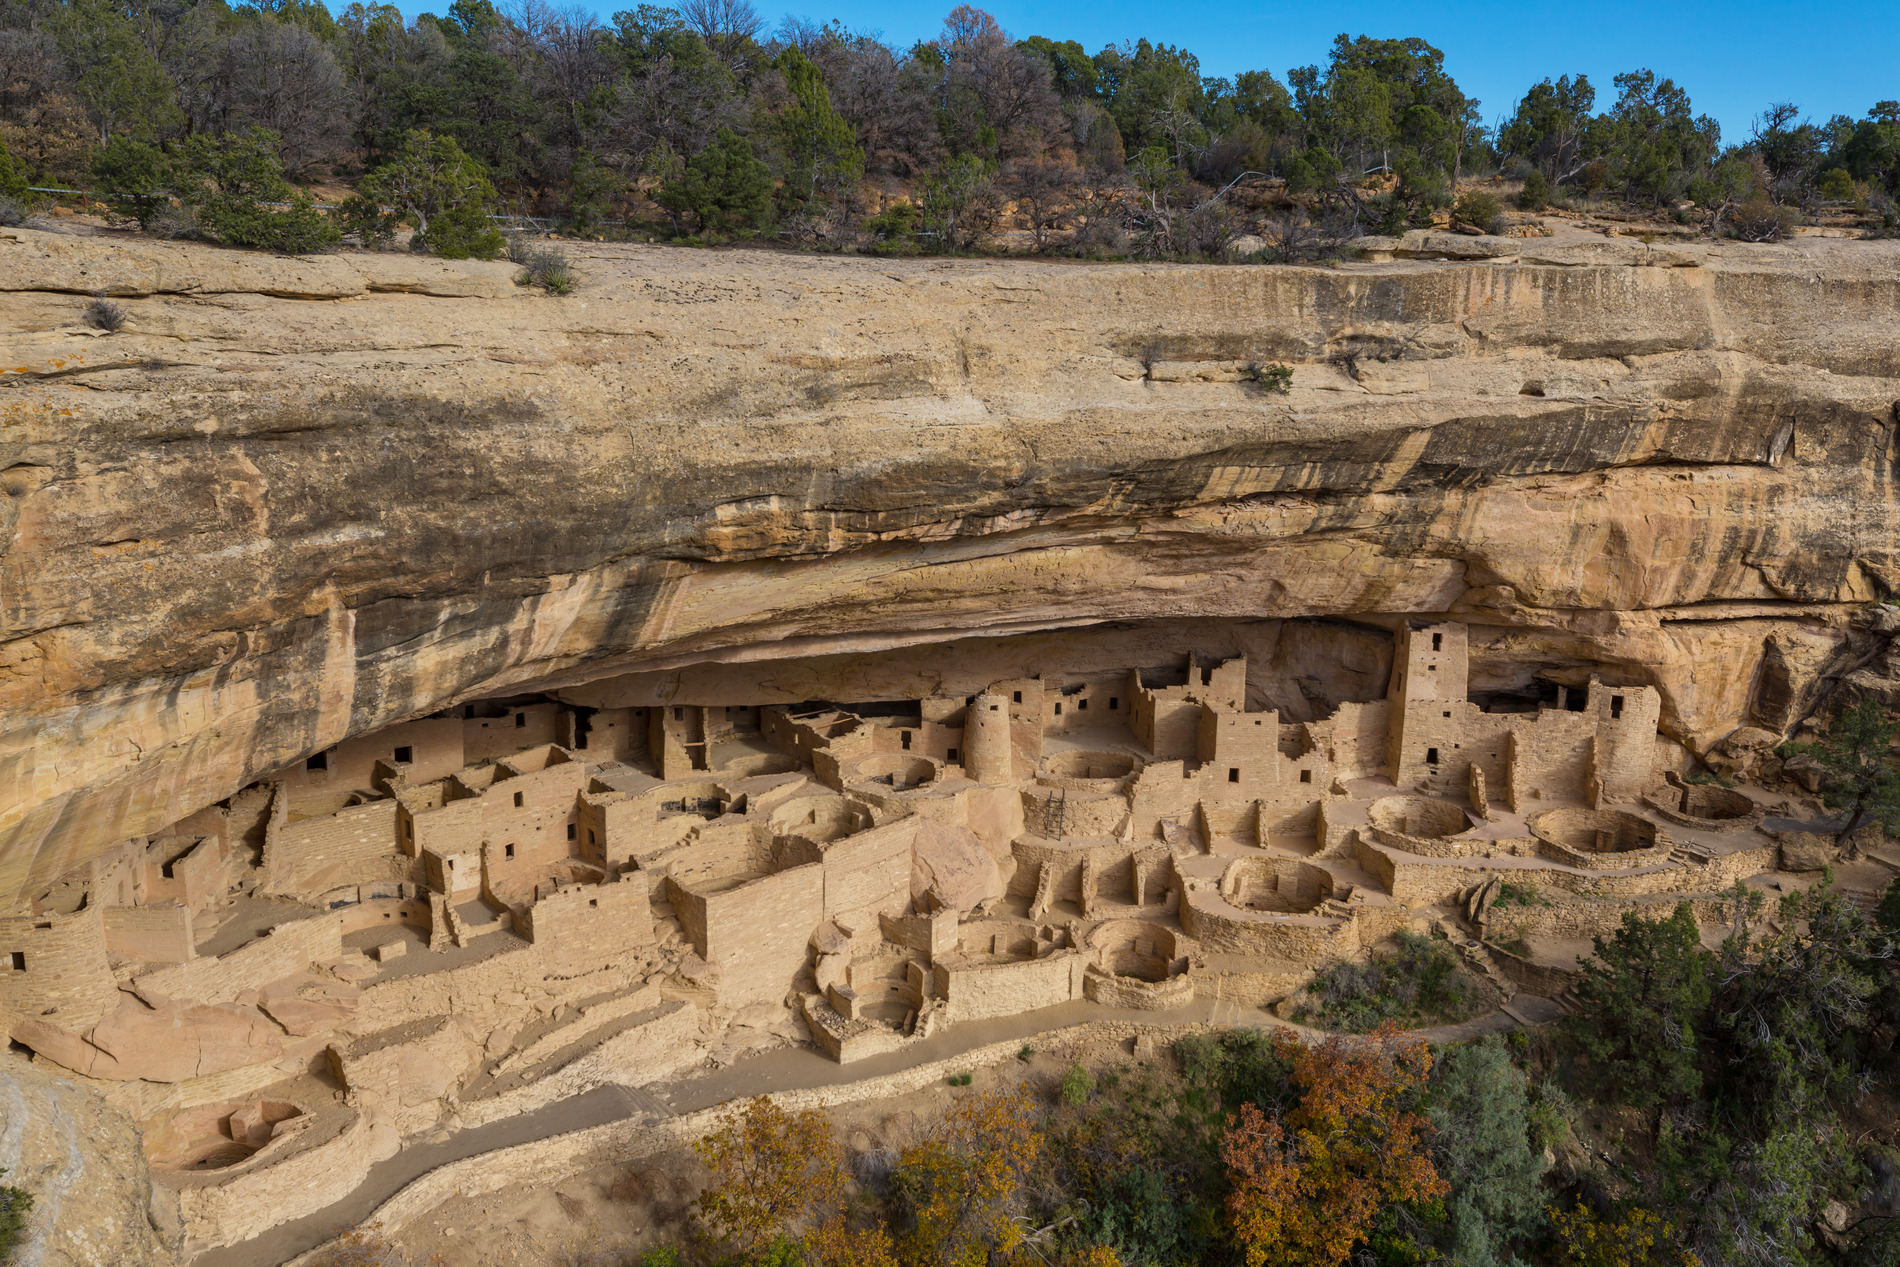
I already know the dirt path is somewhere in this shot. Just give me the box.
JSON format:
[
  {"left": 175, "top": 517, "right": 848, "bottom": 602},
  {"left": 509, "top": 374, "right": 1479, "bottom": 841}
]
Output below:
[{"left": 192, "top": 997, "right": 1533, "bottom": 1267}]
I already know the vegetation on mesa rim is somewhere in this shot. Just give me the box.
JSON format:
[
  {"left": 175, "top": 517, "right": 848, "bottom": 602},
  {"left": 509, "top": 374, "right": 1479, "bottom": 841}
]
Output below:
[{"left": 3, "top": 2, "right": 1899, "bottom": 256}]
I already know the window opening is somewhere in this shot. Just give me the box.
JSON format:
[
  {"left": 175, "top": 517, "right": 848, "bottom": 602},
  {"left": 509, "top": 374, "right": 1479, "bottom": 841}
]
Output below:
[
  {"left": 1108, "top": 697, "right": 1119, "bottom": 709},
  {"left": 1054, "top": 703, "right": 1062, "bottom": 716},
  {"left": 1078, "top": 699, "right": 1088, "bottom": 710},
  {"left": 393, "top": 745, "right": 413, "bottom": 763},
  {"left": 306, "top": 751, "right": 328, "bottom": 772},
  {"left": 8, "top": 953, "right": 22, "bottom": 971},
  {"left": 1432, "top": 632, "right": 1442, "bottom": 651},
  {"left": 515, "top": 712, "right": 525, "bottom": 727},
  {"left": 1013, "top": 691, "right": 1022, "bottom": 703},
  {"left": 901, "top": 731, "right": 912, "bottom": 750},
  {"left": 947, "top": 748, "right": 959, "bottom": 762},
  {"left": 1299, "top": 770, "right": 1312, "bottom": 784},
  {"left": 1228, "top": 768, "right": 1240, "bottom": 783},
  {"left": 1611, "top": 696, "right": 1625, "bottom": 719},
  {"left": 513, "top": 792, "right": 524, "bottom": 808},
  {"left": 504, "top": 843, "right": 515, "bottom": 859},
  {"left": 567, "top": 823, "right": 576, "bottom": 840},
  {"left": 1426, "top": 747, "right": 1440, "bottom": 765}
]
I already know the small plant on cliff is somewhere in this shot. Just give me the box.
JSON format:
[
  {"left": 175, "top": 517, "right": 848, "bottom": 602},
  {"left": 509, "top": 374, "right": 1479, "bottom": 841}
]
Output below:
[
  {"left": 0, "top": 1168, "right": 33, "bottom": 1261},
  {"left": 1061, "top": 1060, "right": 1095, "bottom": 1105},
  {"left": 1243, "top": 361, "right": 1294, "bottom": 394},
  {"left": 510, "top": 237, "right": 574, "bottom": 294},
  {"left": 1451, "top": 189, "right": 1505, "bottom": 234},
  {"left": 83, "top": 295, "right": 126, "bottom": 332}
]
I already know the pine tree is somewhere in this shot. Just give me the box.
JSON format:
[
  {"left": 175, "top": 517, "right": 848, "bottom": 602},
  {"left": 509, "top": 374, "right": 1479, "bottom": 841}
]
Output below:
[
  {"left": 771, "top": 47, "right": 862, "bottom": 214},
  {"left": 655, "top": 129, "right": 772, "bottom": 235}
]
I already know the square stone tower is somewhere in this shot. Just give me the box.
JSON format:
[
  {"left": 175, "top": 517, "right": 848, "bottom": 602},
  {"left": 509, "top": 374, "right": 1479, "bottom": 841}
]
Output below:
[{"left": 1385, "top": 622, "right": 1470, "bottom": 793}]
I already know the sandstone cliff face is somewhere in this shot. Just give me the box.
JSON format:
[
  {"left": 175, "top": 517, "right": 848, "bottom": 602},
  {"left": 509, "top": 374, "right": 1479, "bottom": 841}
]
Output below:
[{"left": 3, "top": 225, "right": 1899, "bottom": 907}]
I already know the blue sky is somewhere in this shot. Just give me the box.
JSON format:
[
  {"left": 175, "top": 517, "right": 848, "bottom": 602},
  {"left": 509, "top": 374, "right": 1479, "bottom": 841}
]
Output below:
[{"left": 410, "top": 0, "right": 1900, "bottom": 141}]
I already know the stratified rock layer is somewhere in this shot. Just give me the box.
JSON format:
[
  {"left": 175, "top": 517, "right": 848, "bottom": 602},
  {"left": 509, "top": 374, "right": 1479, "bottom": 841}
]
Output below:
[{"left": 3, "top": 226, "right": 1899, "bottom": 906}]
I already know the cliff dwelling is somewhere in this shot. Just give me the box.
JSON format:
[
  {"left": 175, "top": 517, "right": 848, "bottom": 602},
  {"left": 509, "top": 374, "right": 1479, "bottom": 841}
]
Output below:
[
  {"left": 0, "top": 614, "right": 1846, "bottom": 1252},
  {"left": 7, "top": 219, "right": 1900, "bottom": 1263}
]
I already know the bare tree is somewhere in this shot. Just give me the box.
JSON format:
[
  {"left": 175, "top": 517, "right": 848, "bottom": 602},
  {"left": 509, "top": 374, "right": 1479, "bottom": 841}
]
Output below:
[
  {"left": 680, "top": 0, "right": 763, "bottom": 44},
  {"left": 1005, "top": 156, "right": 1081, "bottom": 251},
  {"left": 216, "top": 17, "right": 356, "bottom": 175}
]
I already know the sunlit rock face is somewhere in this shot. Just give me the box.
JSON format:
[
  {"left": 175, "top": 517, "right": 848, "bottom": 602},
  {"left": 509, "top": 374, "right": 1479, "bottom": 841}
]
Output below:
[{"left": 4, "top": 225, "right": 1899, "bottom": 905}]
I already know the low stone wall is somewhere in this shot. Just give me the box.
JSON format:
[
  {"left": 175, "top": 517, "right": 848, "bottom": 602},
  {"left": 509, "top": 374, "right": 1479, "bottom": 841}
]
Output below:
[
  {"left": 286, "top": 1017, "right": 1240, "bottom": 1265},
  {"left": 937, "top": 951, "right": 1085, "bottom": 1023},
  {"left": 1179, "top": 888, "right": 1357, "bottom": 959},
  {"left": 1082, "top": 962, "right": 1195, "bottom": 1010},
  {"left": 1483, "top": 943, "right": 1580, "bottom": 996},
  {"left": 173, "top": 1106, "right": 396, "bottom": 1251},
  {"left": 136, "top": 913, "right": 343, "bottom": 1005}
]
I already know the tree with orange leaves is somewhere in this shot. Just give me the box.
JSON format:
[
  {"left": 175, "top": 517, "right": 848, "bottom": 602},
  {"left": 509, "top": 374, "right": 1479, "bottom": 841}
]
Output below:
[
  {"left": 693, "top": 1095, "right": 852, "bottom": 1260},
  {"left": 889, "top": 1084, "right": 1043, "bottom": 1267},
  {"left": 1219, "top": 1023, "right": 1447, "bottom": 1267}
]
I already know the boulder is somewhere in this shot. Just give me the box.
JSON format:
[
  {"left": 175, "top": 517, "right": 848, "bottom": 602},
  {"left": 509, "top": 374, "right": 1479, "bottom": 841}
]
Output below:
[
  {"left": 1778, "top": 831, "right": 1839, "bottom": 872},
  {"left": 19, "top": 994, "right": 285, "bottom": 1082},
  {"left": 1722, "top": 726, "right": 1781, "bottom": 755},
  {"left": 910, "top": 821, "right": 1005, "bottom": 913}
]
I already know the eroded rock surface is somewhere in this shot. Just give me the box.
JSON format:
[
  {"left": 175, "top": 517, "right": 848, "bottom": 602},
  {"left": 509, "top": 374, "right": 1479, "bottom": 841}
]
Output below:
[
  {"left": 4, "top": 225, "right": 1900, "bottom": 903},
  {"left": 0, "top": 1053, "right": 181, "bottom": 1264}
]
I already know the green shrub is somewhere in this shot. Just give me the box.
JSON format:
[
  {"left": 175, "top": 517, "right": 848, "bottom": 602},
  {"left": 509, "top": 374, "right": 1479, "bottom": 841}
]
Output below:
[
  {"left": 91, "top": 136, "right": 174, "bottom": 230},
  {"left": 509, "top": 238, "right": 573, "bottom": 293},
  {"left": 1017, "top": 1044, "right": 1035, "bottom": 1061},
  {"left": 0, "top": 1169, "right": 33, "bottom": 1261},
  {"left": 355, "top": 130, "right": 504, "bottom": 259},
  {"left": 1303, "top": 931, "right": 1478, "bottom": 1032},
  {"left": 0, "top": 140, "right": 27, "bottom": 203},
  {"left": 1518, "top": 170, "right": 1550, "bottom": 210},
  {"left": 1452, "top": 189, "right": 1505, "bottom": 234},
  {"left": 1817, "top": 167, "right": 1855, "bottom": 201},
  {"left": 637, "top": 1248, "right": 682, "bottom": 1267},
  {"left": 1494, "top": 881, "right": 1550, "bottom": 908},
  {"left": 1243, "top": 361, "right": 1293, "bottom": 393},
  {"left": 655, "top": 128, "right": 772, "bottom": 237},
  {"left": 177, "top": 128, "right": 339, "bottom": 253},
  {"left": 1061, "top": 1060, "right": 1094, "bottom": 1105}
]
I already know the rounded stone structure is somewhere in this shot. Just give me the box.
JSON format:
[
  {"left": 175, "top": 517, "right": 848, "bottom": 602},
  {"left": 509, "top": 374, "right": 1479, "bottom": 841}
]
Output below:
[
  {"left": 1367, "top": 795, "right": 1469, "bottom": 840},
  {"left": 1644, "top": 782, "right": 1764, "bottom": 831},
  {"left": 965, "top": 692, "right": 1013, "bottom": 784},
  {"left": 1529, "top": 807, "right": 1674, "bottom": 870},
  {"left": 1084, "top": 919, "right": 1194, "bottom": 1010},
  {"left": 1529, "top": 808, "right": 1657, "bottom": 853}
]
